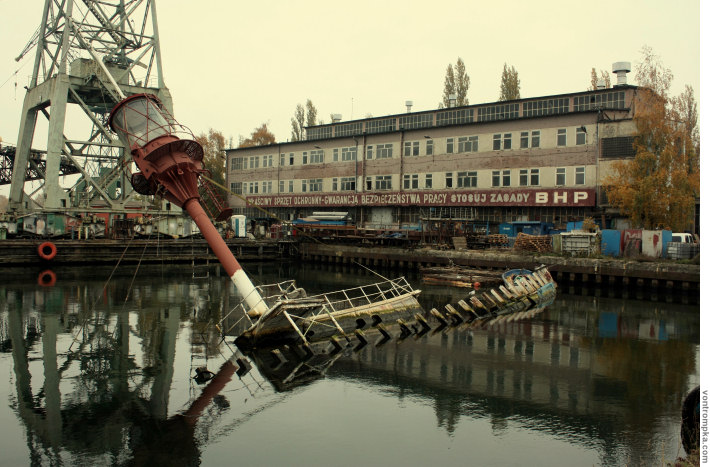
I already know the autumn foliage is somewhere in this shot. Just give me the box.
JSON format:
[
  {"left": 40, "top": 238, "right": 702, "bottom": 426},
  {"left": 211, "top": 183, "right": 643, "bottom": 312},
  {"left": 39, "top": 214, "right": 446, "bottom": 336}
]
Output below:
[
  {"left": 604, "top": 47, "right": 699, "bottom": 232},
  {"left": 239, "top": 123, "right": 276, "bottom": 148}
]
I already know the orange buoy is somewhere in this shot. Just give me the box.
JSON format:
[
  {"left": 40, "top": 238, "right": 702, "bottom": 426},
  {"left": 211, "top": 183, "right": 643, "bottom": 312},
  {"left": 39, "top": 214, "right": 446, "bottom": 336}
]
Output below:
[
  {"left": 37, "top": 241, "right": 57, "bottom": 260},
  {"left": 37, "top": 269, "right": 57, "bottom": 287}
]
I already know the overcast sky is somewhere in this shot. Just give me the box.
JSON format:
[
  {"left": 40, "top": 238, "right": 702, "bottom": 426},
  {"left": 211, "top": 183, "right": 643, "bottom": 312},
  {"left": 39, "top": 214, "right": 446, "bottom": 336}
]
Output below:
[{"left": 0, "top": 0, "right": 702, "bottom": 149}]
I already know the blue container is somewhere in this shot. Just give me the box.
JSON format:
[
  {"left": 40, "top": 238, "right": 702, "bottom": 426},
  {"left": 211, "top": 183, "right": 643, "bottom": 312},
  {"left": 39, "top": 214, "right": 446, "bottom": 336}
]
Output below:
[
  {"left": 498, "top": 223, "right": 514, "bottom": 237},
  {"left": 661, "top": 230, "right": 672, "bottom": 257},
  {"left": 567, "top": 221, "right": 584, "bottom": 231},
  {"left": 601, "top": 230, "right": 621, "bottom": 257}
]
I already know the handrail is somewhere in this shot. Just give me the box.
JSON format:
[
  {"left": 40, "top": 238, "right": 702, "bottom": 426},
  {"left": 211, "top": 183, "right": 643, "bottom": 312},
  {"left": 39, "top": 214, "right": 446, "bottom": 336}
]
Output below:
[{"left": 217, "top": 276, "right": 417, "bottom": 337}]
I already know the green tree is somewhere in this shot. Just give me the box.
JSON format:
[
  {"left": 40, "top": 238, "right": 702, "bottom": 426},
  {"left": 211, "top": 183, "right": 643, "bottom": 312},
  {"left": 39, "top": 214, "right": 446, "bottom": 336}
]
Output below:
[
  {"left": 499, "top": 63, "right": 520, "bottom": 101},
  {"left": 589, "top": 67, "right": 611, "bottom": 90},
  {"left": 290, "top": 104, "right": 305, "bottom": 141},
  {"left": 306, "top": 99, "right": 317, "bottom": 127},
  {"left": 454, "top": 58, "right": 470, "bottom": 106},
  {"left": 441, "top": 58, "right": 469, "bottom": 107},
  {"left": 239, "top": 123, "right": 276, "bottom": 148},
  {"left": 604, "top": 46, "right": 699, "bottom": 231},
  {"left": 290, "top": 99, "right": 319, "bottom": 141}
]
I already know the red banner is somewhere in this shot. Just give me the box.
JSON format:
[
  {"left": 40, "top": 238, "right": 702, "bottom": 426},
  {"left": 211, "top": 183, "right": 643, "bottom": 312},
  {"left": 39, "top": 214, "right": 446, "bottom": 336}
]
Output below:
[{"left": 245, "top": 188, "right": 596, "bottom": 208}]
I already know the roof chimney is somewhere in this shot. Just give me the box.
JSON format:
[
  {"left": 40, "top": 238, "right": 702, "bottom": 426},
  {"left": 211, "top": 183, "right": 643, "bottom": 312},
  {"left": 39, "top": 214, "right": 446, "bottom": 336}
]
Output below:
[
  {"left": 332, "top": 113, "right": 342, "bottom": 123},
  {"left": 612, "top": 61, "right": 631, "bottom": 86},
  {"left": 448, "top": 93, "right": 456, "bottom": 107},
  {"left": 596, "top": 79, "right": 606, "bottom": 90},
  {"left": 405, "top": 100, "right": 413, "bottom": 113}
]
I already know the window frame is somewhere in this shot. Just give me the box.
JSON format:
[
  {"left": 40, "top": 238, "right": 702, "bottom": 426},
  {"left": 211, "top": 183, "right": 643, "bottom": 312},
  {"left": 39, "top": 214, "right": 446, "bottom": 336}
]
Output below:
[
  {"left": 556, "top": 167, "right": 566, "bottom": 186},
  {"left": 557, "top": 128, "right": 567, "bottom": 147}
]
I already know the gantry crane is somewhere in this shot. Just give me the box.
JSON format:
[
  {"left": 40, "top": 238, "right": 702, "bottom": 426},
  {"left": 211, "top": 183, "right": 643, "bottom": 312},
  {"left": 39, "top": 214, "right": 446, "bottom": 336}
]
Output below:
[{"left": 8, "top": 0, "right": 172, "bottom": 215}]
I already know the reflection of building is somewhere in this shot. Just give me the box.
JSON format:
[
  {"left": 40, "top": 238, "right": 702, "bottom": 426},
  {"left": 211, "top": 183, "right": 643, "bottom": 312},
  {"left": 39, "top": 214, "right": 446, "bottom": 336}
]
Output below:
[
  {"left": 227, "top": 83, "right": 638, "bottom": 230},
  {"left": 326, "top": 293, "right": 697, "bottom": 465}
]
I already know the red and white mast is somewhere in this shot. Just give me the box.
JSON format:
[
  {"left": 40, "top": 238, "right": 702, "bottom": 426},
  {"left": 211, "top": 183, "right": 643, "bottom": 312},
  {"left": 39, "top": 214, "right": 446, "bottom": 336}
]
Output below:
[{"left": 108, "top": 94, "right": 267, "bottom": 316}]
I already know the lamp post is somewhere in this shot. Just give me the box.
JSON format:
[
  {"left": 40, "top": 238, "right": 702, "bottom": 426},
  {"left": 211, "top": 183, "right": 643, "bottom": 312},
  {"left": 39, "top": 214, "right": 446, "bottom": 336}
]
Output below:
[{"left": 109, "top": 94, "right": 267, "bottom": 316}]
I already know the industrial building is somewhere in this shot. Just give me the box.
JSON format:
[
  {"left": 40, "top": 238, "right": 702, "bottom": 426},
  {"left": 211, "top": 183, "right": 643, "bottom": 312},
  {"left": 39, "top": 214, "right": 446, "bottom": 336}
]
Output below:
[{"left": 225, "top": 68, "right": 638, "bottom": 233}]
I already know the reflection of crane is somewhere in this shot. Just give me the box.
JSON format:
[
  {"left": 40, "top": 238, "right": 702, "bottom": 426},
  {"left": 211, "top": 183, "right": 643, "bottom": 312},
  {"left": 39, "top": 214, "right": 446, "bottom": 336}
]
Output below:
[{"left": 8, "top": 1, "right": 172, "bottom": 215}]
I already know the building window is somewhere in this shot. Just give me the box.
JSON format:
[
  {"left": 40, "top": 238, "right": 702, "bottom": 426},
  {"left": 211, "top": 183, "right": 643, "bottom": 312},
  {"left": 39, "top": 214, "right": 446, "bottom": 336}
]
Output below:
[
  {"left": 403, "top": 174, "right": 419, "bottom": 189},
  {"left": 531, "top": 130, "right": 540, "bottom": 148},
  {"left": 288, "top": 180, "right": 294, "bottom": 193},
  {"left": 302, "top": 179, "right": 307, "bottom": 192},
  {"left": 230, "top": 182, "right": 242, "bottom": 194},
  {"left": 445, "top": 172, "right": 453, "bottom": 188},
  {"left": 404, "top": 141, "right": 420, "bottom": 156},
  {"left": 341, "top": 146, "right": 357, "bottom": 161},
  {"left": 530, "top": 168, "right": 540, "bottom": 186},
  {"left": 365, "top": 176, "right": 373, "bottom": 191},
  {"left": 333, "top": 148, "right": 339, "bottom": 162},
  {"left": 520, "top": 132, "right": 529, "bottom": 149},
  {"left": 426, "top": 139, "right": 434, "bottom": 155},
  {"left": 557, "top": 129, "right": 567, "bottom": 147},
  {"left": 519, "top": 169, "right": 529, "bottom": 186},
  {"left": 503, "top": 133, "right": 512, "bottom": 150},
  {"left": 261, "top": 181, "right": 272, "bottom": 193},
  {"left": 520, "top": 168, "right": 540, "bottom": 186},
  {"left": 493, "top": 134, "right": 501, "bottom": 151},
  {"left": 262, "top": 154, "right": 273, "bottom": 167},
  {"left": 375, "top": 175, "right": 392, "bottom": 190},
  {"left": 556, "top": 167, "right": 566, "bottom": 185},
  {"left": 457, "top": 136, "right": 478, "bottom": 153},
  {"left": 248, "top": 182, "right": 259, "bottom": 194},
  {"left": 366, "top": 145, "right": 373, "bottom": 159},
  {"left": 576, "top": 127, "right": 587, "bottom": 145},
  {"left": 249, "top": 156, "right": 259, "bottom": 169},
  {"left": 289, "top": 153, "right": 295, "bottom": 165},
  {"left": 279, "top": 153, "right": 285, "bottom": 166},
  {"left": 575, "top": 166, "right": 585, "bottom": 185},
  {"left": 446, "top": 138, "right": 454, "bottom": 154},
  {"left": 309, "top": 149, "right": 324, "bottom": 164},
  {"left": 375, "top": 144, "right": 393, "bottom": 159},
  {"left": 425, "top": 173, "right": 433, "bottom": 189},
  {"left": 231, "top": 157, "right": 242, "bottom": 170},
  {"left": 502, "top": 169, "right": 511, "bottom": 186},
  {"left": 308, "top": 178, "right": 323, "bottom": 192},
  {"left": 457, "top": 171, "right": 477, "bottom": 188},
  {"left": 493, "top": 169, "right": 511, "bottom": 187},
  {"left": 340, "top": 177, "right": 355, "bottom": 191},
  {"left": 332, "top": 178, "right": 338, "bottom": 191},
  {"left": 302, "top": 152, "right": 308, "bottom": 164},
  {"left": 279, "top": 180, "right": 284, "bottom": 193}
]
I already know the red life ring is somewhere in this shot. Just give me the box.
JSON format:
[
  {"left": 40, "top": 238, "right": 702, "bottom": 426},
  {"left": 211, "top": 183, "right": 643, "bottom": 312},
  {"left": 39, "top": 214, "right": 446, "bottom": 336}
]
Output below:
[
  {"left": 38, "top": 241, "right": 57, "bottom": 260},
  {"left": 37, "top": 269, "right": 57, "bottom": 287}
]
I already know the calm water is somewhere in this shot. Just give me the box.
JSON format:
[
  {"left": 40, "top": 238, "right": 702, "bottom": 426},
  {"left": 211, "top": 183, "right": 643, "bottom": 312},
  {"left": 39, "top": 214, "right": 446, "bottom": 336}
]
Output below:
[{"left": 0, "top": 261, "right": 699, "bottom": 466}]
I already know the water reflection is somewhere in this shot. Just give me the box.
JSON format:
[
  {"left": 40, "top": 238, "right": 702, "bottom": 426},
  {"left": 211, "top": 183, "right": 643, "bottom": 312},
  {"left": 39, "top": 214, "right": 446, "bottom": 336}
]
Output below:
[{"left": 0, "top": 263, "right": 699, "bottom": 466}]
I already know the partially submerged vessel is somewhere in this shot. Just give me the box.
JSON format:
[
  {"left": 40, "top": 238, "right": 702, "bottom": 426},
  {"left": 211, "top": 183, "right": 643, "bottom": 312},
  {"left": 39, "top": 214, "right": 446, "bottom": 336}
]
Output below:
[
  {"left": 420, "top": 263, "right": 503, "bottom": 288},
  {"left": 107, "top": 93, "right": 556, "bottom": 353}
]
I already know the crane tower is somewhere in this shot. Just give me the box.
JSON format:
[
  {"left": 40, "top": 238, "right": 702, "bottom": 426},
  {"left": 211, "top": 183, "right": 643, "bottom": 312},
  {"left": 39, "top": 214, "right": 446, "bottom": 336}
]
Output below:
[{"left": 8, "top": 0, "right": 172, "bottom": 214}]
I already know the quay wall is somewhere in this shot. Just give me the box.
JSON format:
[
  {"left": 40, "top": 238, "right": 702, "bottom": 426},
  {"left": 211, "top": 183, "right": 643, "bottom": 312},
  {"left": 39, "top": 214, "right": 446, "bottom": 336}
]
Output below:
[
  {"left": 299, "top": 243, "right": 700, "bottom": 291},
  {"left": 0, "top": 238, "right": 285, "bottom": 265}
]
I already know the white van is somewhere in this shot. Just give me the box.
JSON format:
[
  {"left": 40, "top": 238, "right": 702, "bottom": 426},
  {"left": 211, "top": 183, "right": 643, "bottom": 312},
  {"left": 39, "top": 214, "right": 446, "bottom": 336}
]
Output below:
[{"left": 671, "top": 233, "right": 697, "bottom": 244}]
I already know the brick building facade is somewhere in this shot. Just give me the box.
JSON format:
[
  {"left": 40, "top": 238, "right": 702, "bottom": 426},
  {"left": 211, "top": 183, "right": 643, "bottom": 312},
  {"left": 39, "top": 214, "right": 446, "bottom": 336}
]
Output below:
[{"left": 225, "top": 85, "right": 638, "bottom": 231}]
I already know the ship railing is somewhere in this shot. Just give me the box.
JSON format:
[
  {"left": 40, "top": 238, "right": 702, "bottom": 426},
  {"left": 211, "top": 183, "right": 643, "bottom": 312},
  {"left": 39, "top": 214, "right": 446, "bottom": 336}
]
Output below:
[
  {"left": 309, "top": 276, "right": 416, "bottom": 314},
  {"left": 218, "top": 277, "right": 416, "bottom": 338},
  {"left": 216, "top": 280, "right": 303, "bottom": 336}
]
